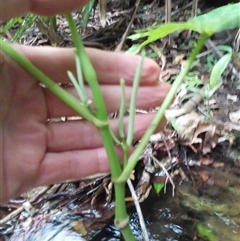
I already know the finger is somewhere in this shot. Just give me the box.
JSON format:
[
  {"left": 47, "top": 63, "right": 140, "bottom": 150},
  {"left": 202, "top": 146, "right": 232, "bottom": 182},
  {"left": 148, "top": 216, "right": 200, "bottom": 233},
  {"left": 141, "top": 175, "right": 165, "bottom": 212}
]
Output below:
[
  {"left": 47, "top": 113, "right": 167, "bottom": 151},
  {"left": 14, "top": 45, "right": 160, "bottom": 86},
  {"left": 36, "top": 113, "right": 167, "bottom": 187},
  {"left": 0, "top": 0, "right": 89, "bottom": 21},
  {"left": 35, "top": 146, "right": 117, "bottom": 187},
  {"left": 45, "top": 82, "right": 171, "bottom": 118}
]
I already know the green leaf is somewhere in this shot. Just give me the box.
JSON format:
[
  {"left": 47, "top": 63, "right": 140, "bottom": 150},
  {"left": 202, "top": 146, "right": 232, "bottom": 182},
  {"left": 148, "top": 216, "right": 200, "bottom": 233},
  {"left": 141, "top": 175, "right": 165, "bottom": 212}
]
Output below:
[
  {"left": 129, "top": 23, "right": 186, "bottom": 53},
  {"left": 0, "top": 17, "right": 22, "bottom": 34},
  {"left": 127, "top": 44, "right": 142, "bottom": 54},
  {"left": 13, "top": 14, "right": 37, "bottom": 42},
  {"left": 128, "top": 3, "right": 240, "bottom": 53},
  {"left": 206, "top": 53, "right": 216, "bottom": 71},
  {"left": 81, "top": 0, "right": 95, "bottom": 30},
  {"left": 209, "top": 52, "right": 232, "bottom": 90},
  {"left": 187, "top": 3, "right": 240, "bottom": 35},
  {"left": 41, "top": 16, "right": 57, "bottom": 31},
  {"left": 185, "top": 76, "right": 203, "bottom": 87},
  {"left": 171, "top": 118, "right": 178, "bottom": 132},
  {"left": 49, "top": 16, "right": 57, "bottom": 31},
  {"left": 217, "top": 45, "right": 233, "bottom": 54},
  {"left": 180, "top": 92, "right": 195, "bottom": 102},
  {"left": 153, "top": 183, "right": 164, "bottom": 194},
  {"left": 197, "top": 223, "right": 216, "bottom": 241},
  {"left": 126, "top": 51, "right": 145, "bottom": 146}
]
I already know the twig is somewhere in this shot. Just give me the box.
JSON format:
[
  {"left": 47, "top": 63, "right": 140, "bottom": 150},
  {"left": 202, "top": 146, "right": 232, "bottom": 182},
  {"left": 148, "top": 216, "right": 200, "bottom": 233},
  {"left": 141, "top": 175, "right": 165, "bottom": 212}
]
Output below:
[
  {"left": 0, "top": 205, "right": 24, "bottom": 225},
  {"left": 165, "top": 87, "right": 205, "bottom": 119},
  {"left": 0, "top": 186, "right": 51, "bottom": 225},
  {"left": 198, "top": 107, "right": 240, "bottom": 131},
  {"left": 150, "top": 154, "right": 175, "bottom": 197},
  {"left": 205, "top": 39, "right": 240, "bottom": 80},
  {"left": 127, "top": 179, "right": 149, "bottom": 241},
  {"left": 114, "top": 0, "right": 141, "bottom": 52}
]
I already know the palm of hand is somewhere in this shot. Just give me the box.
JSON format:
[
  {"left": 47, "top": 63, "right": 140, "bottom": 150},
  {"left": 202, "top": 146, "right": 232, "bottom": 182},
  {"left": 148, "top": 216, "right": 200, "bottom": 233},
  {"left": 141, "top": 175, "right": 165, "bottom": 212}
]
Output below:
[
  {"left": 1, "top": 45, "right": 170, "bottom": 203},
  {"left": 2, "top": 51, "right": 48, "bottom": 201}
]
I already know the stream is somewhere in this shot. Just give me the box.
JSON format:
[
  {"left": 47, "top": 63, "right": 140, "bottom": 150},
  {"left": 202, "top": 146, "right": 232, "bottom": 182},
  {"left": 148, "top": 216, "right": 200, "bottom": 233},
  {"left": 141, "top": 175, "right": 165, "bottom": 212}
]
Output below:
[{"left": 90, "top": 181, "right": 240, "bottom": 241}]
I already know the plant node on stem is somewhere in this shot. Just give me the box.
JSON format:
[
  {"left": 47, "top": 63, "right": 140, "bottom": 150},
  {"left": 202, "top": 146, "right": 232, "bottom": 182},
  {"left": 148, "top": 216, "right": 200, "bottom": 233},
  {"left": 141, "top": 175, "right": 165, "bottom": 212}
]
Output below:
[{"left": 114, "top": 215, "right": 130, "bottom": 230}]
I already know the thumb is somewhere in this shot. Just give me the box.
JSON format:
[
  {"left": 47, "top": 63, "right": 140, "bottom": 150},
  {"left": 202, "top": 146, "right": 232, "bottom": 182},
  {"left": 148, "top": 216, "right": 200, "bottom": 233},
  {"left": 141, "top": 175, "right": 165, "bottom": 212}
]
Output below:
[{"left": 0, "top": 0, "right": 89, "bottom": 21}]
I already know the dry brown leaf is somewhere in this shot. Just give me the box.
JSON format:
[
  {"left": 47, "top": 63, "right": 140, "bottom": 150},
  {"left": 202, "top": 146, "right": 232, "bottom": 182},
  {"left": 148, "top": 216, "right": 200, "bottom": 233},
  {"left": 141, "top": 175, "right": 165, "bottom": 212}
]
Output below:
[
  {"left": 199, "top": 171, "right": 209, "bottom": 182},
  {"left": 172, "top": 53, "right": 185, "bottom": 65},
  {"left": 175, "top": 111, "right": 203, "bottom": 145},
  {"left": 160, "top": 68, "right": 179, "bottom": 82},
  {"left": 200, "top": 156, "right": 214, "bottom": 166},
  {"left": 71, "top": 221, "right": 88, "bottom": 236},
  {"left": 171, "top": 84, "right": 188, "bottom": 108},
  {"left": 229, "top": 110, "right": 240, "bottom": 124},
  {"left": 192, "top": 123, "right": 219, "bottom": 154},
  {"left": 98, "top": 0, "right": 106, "bottom": 27},
  {"left": 212, "top": 162, "right": 225, "bottom": 168},
  {"left": 175, "top": 111, "right": 221, "bottom": 154},
  {"left": 227, "top": 94, "right": 238, "bottom": 102}
]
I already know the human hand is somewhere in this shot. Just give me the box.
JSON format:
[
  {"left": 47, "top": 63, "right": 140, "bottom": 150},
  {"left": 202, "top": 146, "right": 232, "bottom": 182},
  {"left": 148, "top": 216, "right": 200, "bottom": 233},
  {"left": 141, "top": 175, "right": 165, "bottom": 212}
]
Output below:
[
  {"left": 1, "top": 45, "right": 170, "bottom": 203},
  {"left": 0, "top": 0, "right": 90, "bottom": 21},
  {"left": 0, "top": 0, "right": 170, "bottom": 203}
]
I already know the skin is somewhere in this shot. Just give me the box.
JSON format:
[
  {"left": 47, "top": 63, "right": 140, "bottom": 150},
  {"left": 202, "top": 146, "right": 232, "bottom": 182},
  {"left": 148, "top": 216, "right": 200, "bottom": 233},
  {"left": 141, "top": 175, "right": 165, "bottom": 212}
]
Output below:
[{"left": 0, "top": 0, "right": 171, "bottom": 203}]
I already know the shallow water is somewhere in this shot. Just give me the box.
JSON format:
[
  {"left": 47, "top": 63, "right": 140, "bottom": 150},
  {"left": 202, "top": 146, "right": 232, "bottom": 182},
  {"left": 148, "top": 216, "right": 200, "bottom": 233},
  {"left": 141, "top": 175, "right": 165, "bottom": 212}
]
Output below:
[
  {"left": 2, "top": 172, "right": 240, "bottom": 241},
  {"left": 91, "top": 181, "right": 240, "bottom": 241}
]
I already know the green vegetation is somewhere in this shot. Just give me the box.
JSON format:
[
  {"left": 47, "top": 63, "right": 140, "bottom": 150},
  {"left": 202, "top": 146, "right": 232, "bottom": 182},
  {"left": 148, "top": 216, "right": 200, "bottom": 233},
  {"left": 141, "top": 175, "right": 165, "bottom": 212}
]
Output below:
[
  {"left": 197, "top": 223, "right": 216, "bottom": 241},
  {"left": 205, "top": 45, "right": 232, "bottom": 100},
  {"left": 1, "top": 2, "right": 239, "bottom": 240},
  {"left": 128, "top": 3, "right": 240, "bottom": 54},
  {"left": 81, "top": 0, "right": 95, "bottom": 30}
]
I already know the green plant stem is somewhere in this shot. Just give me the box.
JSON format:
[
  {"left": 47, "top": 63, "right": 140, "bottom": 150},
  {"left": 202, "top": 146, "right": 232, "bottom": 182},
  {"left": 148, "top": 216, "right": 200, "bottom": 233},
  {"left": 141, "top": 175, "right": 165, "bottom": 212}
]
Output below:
[
  {"left": 121, "top": 223, "right": 136, "bottom": 241},
  {"left": 1, "top": 36, "right": 135, "bottom": 240},
  {"left": 118, "top": 79, "right": 129, "bottom": 167},
  {"left": 74, "top": 51, "right": 88, "bottom": 103},
  {"left": 67, "top": 70, "right": 84, "bottom": 100},
  {"left": 119, "top": 78, "right": 126, "bottom": 140},
  {"left": 126, "top": 51, "right": 145, "bottom": 146},
  {"left": 65, "top": 13, "right": 135, "bottom": 240},
  {"left": 117, "top": 33, "right": 209, "bottom": 183},
  {"left": 100, "top": 129, "right": 135, "bottom": 240},
  {"left": 0, "top": 39, "right": 105, "bottom": 127},
  {"left": 65, "top": 14, "right": 107, "bottom": 120},
  {"left": 49, "top": 16, "right": 57, "bottom": 31},
  {"left": 65, "top": 13, "right": 123, "bottom": 177}
]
